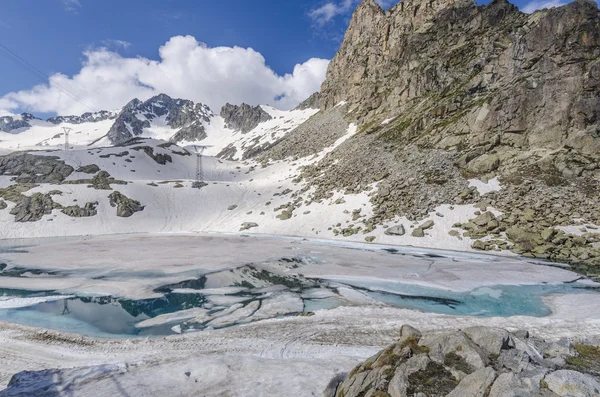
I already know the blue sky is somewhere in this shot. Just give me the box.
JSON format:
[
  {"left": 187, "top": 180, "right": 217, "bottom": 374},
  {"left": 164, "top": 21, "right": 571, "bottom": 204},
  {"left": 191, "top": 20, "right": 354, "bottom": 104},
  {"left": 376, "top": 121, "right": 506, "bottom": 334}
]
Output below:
[{"left": 0, "top": 0, "right": 588, "bottom": 116}]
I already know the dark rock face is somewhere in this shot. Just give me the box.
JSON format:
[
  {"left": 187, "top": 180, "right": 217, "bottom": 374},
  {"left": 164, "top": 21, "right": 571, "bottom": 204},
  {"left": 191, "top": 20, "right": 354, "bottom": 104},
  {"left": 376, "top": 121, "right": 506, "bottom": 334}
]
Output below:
[
  {"left": 0, "top": 153, "right": 74, "bottom": 183},
  {"left": 220, "top": 103, "right": 272, "bottom": 133},
  {"left": 0, "top": 114, "right": 39, "bottom": 133},
  {"left": 108, "top": 191, "right": 144, "bottom": 217},
  {"left": 106, "top": 94, "right": 213, "bottom": 145},
  {"left": 330, "top": 325, "right": 600, "bottom": 397}
]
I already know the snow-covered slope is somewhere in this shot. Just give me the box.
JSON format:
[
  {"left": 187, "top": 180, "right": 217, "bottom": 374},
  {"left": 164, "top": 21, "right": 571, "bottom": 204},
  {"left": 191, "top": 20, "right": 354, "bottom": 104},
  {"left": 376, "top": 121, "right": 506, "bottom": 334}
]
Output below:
[{"left": 0, "top": 118, "right": 116, "bottom": 151}]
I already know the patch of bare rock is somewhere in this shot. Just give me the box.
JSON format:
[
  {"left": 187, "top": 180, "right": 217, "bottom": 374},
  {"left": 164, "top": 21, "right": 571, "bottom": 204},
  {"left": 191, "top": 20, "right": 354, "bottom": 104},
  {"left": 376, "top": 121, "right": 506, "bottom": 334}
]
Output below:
[{"left": 329, "top": 325, "right": 600, "bottom": 397}]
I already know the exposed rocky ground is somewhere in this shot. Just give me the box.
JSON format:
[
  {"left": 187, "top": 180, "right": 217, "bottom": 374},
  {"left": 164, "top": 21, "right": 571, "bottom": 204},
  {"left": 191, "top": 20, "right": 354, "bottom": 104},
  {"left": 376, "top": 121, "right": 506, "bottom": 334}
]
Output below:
[
  {"left": 0, "top": 153, "right": 74, "bottom": 183},
  {"left": 261, "top": 104, "right": 350, "bottom": 162},
  {"left": 331, "top": 325, "right": 600, "bottom": 397}
]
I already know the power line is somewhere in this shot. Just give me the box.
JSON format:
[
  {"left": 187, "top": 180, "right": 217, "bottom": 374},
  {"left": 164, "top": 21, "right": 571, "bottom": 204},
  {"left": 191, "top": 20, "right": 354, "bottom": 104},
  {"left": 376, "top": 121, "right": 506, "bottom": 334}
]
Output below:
[{"left": 0, "top": 42, "right": 99, "bottom": 114}]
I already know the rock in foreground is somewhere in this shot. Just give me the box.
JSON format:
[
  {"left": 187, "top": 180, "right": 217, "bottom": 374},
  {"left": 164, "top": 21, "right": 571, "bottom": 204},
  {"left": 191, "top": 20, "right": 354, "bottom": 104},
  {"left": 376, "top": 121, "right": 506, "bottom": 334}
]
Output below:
[{"left": 330, "top": 325, "right": 600, "bottom": 397}]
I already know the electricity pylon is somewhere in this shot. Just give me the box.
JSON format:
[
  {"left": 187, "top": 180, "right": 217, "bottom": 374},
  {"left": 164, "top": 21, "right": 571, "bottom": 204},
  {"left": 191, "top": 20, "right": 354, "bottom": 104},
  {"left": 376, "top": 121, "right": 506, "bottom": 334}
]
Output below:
[{"left": 62, "top": 127, "right": 72, "bottom": 152}]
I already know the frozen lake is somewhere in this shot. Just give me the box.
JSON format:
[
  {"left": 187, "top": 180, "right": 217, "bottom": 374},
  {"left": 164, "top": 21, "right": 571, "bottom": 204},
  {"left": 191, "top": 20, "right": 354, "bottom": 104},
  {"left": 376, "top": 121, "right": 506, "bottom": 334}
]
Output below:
[{"left": 0, "top": 233, "right": 597, "bottom": 337}]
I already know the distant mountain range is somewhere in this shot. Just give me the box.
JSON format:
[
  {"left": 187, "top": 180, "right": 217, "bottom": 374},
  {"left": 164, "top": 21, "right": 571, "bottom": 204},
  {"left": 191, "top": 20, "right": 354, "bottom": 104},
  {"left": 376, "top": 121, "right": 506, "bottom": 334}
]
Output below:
[{"left": 0, "top": 93, "right": 313, "bottom": 146}]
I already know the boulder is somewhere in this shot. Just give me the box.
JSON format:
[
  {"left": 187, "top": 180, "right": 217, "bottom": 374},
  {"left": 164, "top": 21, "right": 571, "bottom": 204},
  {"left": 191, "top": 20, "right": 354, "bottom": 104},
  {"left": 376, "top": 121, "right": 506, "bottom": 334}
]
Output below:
[
  {"left": 411, "top": 228, "right": 425, "bottom": 237},
  {"left": 545, "top": 370, "right": 600, "bottom": 397},
  {"left": 420, "top": 220, "right": 435, "bottom": 230},
  {"left": 385, "top": 225, "right": 405, "bottom": 236},
  {"left": 240, "top": 222, "right": 259, "bottom": 231},
  {"left": 76, "top": 164, "right": 100, "bottom": 174},
  {"left": 473, "top": 212, "right": 496, "bottom": 227},
  {"left": 446, "top": 367, "right": 496, "bottom": 397},
  {"left": 463, "top": 326, "right": 513, "bottom": 356}
]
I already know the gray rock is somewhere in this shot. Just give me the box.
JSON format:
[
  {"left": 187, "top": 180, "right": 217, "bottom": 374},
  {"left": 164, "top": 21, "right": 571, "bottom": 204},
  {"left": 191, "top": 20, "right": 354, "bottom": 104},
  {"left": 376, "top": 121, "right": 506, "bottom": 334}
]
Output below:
[
  {"left": 107, "top": 191, "right": 144, "bottom": 217},
  {"left": 240, "top": 222, "right": 259, "bottom": 231},
  {"left": 411, "top": 228, "right": 425, "bottom": 237},
  {"left": 0, "top": 153, "right": 73, "bottom": 183},
  {"left": 227, "top": 205, "right": 238, "bottom": 211},
  {"left": 385, "top": 225, "right": 405, "bottom": 236},
  {"left": 463, "top": 326, "right": 513, "bottom": 356},
  {"left": 387, "top": 354, "right": 432, "bottom": 397},
  {"left": 0, "top": 199, "right": 6, "bottom": 210},
  {"left": 473, "top": 212, "right": 497, "bottom": 227},
  {"left": 76, "top": 164, "right": 101, "bottom": 174},
  {"left": 446, "top": 367, "right": 496, "bottom": 397},
  {"left": 489, "top": 372, "right": 536, "bottom": 397},
  {"left": 61, "top": 202, "right": 98, "bottom": 218},
  {"left": 220, "top": 103, "right": 272, "bottom": 133},
  {"left": 420, "top": 220, "right": 434, "bottom": 230},
  {"left": 330, "top": 327, "right": 597, "bottom": 397},
  {"left": 545, "top": 370, "right": 600, "bottom": 397},
  {"left": 9, "top": 193, "right": 62, "bottom": 222},
  {"left": 420, "top": 331, "right": 488, "bottom": 371},
  {"left": 293, "top": 92, "right": 320, "bottom": 111},
  {"left": 400, "top": 324, "right": 421, "bottom": 338}
]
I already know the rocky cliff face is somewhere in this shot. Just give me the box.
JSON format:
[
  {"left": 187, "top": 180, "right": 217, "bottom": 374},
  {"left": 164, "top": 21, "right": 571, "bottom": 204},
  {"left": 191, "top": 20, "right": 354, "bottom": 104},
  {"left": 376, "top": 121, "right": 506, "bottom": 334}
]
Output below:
[
  {"left": 0, "top": 113, "right": 39, "bottom": 133},
  {"left": 220, "top": 103, "right": 272, "bottom": 133},
  {"left": 107, "top": 94, "right": 213, "bottom": 144},
  {"left": 320, "top": 0, "right": 600, "bottom": 164}
]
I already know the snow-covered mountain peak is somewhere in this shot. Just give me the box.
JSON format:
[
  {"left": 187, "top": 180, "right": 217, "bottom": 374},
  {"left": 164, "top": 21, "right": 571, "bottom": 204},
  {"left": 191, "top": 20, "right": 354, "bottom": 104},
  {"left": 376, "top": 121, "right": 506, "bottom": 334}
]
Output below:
[{"left": 106, "top": 94, "right": 215, "bottom": 145}]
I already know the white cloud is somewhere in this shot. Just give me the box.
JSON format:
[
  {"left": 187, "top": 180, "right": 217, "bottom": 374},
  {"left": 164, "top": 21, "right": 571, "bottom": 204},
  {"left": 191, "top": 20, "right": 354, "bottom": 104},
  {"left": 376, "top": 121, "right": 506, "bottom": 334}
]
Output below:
[
  {"left": 62, "top": 0, "right": 81, "bottom": 12},
  {"left": 0, "top": 36, "right": 329, "bottom": 115},
  {"left": 521, "top": 0, "right": 569, "bottom": 13},
  {"left": 309, "top": 0, "right": 394, "bottom": 25},
  {"left": 309, "top": 0, "right": 354, "bottom": 25},
  {"left": 102, "top": 40, "right": 132, "bottom": 50}
]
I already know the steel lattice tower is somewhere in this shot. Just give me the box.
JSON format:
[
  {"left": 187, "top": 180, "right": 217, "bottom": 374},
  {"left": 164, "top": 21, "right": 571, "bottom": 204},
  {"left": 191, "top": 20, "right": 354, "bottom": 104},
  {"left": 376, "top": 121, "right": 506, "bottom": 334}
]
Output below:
[{"left": 62, "top": 127, "right": 72, "bottom": 152}]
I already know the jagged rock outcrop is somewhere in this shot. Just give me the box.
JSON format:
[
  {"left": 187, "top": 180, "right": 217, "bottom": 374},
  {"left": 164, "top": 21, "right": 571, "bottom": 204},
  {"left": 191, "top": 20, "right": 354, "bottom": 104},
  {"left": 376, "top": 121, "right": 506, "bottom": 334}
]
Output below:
[
  {"left": 46, "top": 110, "right": 117, "bottom": 125},
  {"left": 330, "top": 325, "right": 600, "bottom": 397},
  {"left": 108, "top": 191, "right": 144, "bottom": 217},
  {"left": 107, "top": 94, "right": 214, "bottom": 144},
  {"left": 320, "top": 0, "right": 600, "bottom": 165},
  {"left": 9, "top": 192, "right": 62, "bottom": 222},
  {"left": 220, "top": 103, "right": 272, "bottom": 133},
  {"left": 0, "top": 113, "right": 39, "bottom": 133}
]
